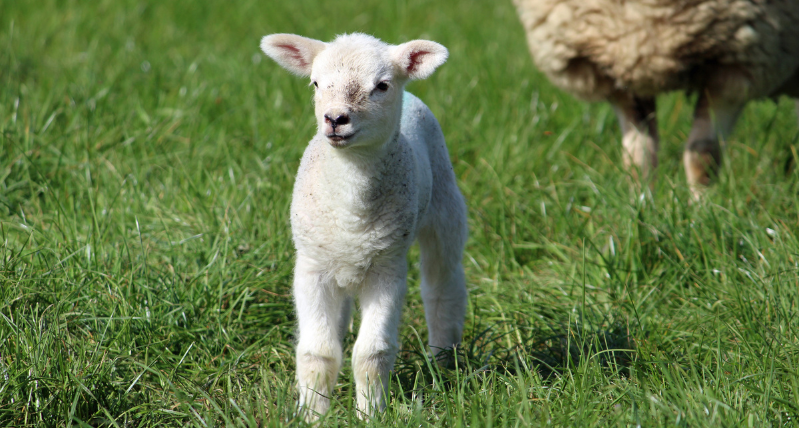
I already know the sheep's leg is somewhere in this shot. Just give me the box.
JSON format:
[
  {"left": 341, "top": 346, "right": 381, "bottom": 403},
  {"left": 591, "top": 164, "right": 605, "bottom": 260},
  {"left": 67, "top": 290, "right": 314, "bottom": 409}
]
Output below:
[
  {"left": 352, "top": 262, "right": 407, "bottom": 418},
  {"left": 418, "top": 216, "right": 468, "bottom": 366},
  {"left": 293, "top": 257, "right": 347, "bottom": 421},
  {"left": 683, "top": 91, "right": 744, "bottom": 197},
  {"left": 609, "top": 92, "right": 659, "bottom": 180}
]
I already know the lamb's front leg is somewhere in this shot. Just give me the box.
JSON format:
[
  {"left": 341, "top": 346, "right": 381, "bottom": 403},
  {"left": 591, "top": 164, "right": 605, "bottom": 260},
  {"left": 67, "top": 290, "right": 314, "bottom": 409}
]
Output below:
[
  {"left": 352, "top": 262, "right": 408, "bottom": 418},
  {"left": 293, "top": 257, "right": 347, "bottom": 421}
]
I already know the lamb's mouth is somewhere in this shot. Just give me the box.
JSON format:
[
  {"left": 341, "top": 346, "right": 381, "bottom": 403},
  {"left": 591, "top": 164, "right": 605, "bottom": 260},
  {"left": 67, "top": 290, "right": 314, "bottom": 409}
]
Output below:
[{"left": 327, "top": 132, "right": 356, "bottom": 147}]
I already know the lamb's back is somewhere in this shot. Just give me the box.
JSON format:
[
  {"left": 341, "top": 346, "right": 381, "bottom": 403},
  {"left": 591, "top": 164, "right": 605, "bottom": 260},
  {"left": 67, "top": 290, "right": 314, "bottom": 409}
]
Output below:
[{"left": 400, "top": 92, "right": 465, "bottom": 235}]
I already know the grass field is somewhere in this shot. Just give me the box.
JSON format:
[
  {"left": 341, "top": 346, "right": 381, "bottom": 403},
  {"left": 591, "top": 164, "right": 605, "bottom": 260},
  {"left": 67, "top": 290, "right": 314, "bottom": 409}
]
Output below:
[{"left": 3, "top": 0, "right": 799, "bottom": 426}]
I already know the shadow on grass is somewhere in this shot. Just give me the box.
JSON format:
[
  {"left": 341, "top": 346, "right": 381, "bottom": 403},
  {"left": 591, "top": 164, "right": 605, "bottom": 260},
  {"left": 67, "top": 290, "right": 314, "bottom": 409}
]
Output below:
[{"left": 393, "top": 318, "right": 635, "bottom": 397}]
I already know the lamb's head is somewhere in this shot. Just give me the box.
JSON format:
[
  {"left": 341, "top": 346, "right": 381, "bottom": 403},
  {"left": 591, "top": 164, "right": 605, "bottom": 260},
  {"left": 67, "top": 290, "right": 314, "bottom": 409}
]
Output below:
[{"left": 261, "top": 33, "right": 448, "bottom": 149}]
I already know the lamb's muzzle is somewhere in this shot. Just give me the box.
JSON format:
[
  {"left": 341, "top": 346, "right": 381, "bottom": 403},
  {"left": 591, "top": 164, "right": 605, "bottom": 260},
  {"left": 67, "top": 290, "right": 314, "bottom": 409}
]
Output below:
[
  {"left": 324, "top": 112, "right": 353, "bottom": 143},
  {"left": 324, "top": 113, "right": 350, "bottom": 127}
]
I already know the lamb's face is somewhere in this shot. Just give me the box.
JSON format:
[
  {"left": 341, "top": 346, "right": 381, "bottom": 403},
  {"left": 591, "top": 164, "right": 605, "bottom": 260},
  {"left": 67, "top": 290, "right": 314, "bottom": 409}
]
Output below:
[
  {"left": 310, "top": 39, "right": 403, "bottom": 149},
  {"left": 261, "top": 33, "right": 448, "bottom": 149}
]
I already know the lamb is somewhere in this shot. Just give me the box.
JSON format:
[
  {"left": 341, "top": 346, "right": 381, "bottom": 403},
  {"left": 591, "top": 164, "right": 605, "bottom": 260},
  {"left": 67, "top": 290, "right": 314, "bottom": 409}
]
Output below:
[
  {"left": 260, "top": 33, "right": 468, "bottom": 419},
  {"left": 513, "top": 0, "right": 799, "bottom": 195}
]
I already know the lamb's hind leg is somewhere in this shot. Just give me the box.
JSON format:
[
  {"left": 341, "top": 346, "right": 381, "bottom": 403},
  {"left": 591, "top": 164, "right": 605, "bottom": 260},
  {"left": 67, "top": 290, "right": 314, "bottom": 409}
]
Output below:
[
  {"left": 418, "top": 199, "right": 468, "bottom": 364},
  {"left": 683, "top": 90, "right": 744, "bottom": 198},
  {"left": 352, "top": 261, "right": 407, "bottom": 418},
  {"left": 293, "top": 257, "right": 348, "bottom": 421},
  {"left": 609, "top": 92, "right": 659, "bottom": 181}
]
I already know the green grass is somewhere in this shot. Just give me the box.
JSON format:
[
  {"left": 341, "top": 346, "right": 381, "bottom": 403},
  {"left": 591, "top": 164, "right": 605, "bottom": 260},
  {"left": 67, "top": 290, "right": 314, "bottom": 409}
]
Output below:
[{"left": 2, "top": 0, "right": 799, "bottom": 426}]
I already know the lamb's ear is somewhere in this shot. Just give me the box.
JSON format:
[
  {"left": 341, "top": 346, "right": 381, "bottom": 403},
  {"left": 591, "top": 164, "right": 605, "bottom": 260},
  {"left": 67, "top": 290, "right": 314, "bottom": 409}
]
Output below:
[
  {"left": 391, "top": 40, "right": 448, "bottom": 80},
  {"left": 260, "top": 34, "right": 326, "bottom": 77}
]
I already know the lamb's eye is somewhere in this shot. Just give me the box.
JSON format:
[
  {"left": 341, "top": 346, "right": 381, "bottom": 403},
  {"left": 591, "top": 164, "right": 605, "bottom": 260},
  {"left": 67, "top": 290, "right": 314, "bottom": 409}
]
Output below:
[
  {"left": 376, "top": 82, "right": 389, "bottom": 91},
  {"left": 312, "top": 81, "right": 318, "bottom": 88}
]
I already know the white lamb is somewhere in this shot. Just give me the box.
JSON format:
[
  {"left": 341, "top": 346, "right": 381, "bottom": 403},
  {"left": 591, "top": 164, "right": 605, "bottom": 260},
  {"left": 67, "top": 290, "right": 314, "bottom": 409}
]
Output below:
[
  {"left": 513, "top": 0, "right": 799, "bottom": 195},
  {"left": 260, "top": 33, "right": 468, "bottom": 419}
]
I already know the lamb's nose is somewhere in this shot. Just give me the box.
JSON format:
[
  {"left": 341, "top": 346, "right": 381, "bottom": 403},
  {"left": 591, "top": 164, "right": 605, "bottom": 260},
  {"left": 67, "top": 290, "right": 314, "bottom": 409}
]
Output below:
[{"left": 324, "top": 113, "right": 350, "bottom": 128}]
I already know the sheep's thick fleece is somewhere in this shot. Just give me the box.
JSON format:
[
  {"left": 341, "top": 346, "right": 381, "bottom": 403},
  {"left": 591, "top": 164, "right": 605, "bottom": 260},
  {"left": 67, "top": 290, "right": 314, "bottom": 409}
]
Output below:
[{"left": 514, "top": 0, "right": 799, "bottom": 100}]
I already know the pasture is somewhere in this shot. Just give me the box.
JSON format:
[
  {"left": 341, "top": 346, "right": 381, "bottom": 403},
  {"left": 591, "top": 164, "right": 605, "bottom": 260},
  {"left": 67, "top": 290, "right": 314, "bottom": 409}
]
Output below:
[{"left": 2, "top": 0, "right": 799, "bottom": 426}]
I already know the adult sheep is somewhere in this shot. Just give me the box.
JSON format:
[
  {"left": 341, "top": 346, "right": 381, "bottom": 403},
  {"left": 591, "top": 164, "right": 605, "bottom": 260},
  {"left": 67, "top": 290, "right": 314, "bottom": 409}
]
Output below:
[{"left": 513, "top": 0, "right": 799, "bottom": 195}]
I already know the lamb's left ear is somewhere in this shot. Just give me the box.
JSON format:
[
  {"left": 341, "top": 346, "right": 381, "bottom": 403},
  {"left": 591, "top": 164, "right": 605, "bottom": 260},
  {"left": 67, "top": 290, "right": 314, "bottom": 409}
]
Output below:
[{"left": 391, "top": 40, "right": 449, "bottom": 80}]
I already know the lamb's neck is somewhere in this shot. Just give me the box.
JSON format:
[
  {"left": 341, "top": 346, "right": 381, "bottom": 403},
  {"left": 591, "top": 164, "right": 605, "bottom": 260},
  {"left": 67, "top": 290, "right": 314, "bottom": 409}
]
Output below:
[{"left": 321, "top": 130, "right": 404, "bottom": 208}]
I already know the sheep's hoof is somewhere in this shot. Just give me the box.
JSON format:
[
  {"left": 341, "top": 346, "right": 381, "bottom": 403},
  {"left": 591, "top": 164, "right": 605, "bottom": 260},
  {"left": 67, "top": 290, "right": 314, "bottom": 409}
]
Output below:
[{"left": 683, "top": 138, "right": 722, "bottom": 199}]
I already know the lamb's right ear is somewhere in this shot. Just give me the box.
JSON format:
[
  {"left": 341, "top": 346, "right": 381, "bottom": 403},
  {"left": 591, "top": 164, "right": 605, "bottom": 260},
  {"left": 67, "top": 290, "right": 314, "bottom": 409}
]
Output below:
[{"left": 260, "top": 34, "right": 326, "bottom": 77}]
